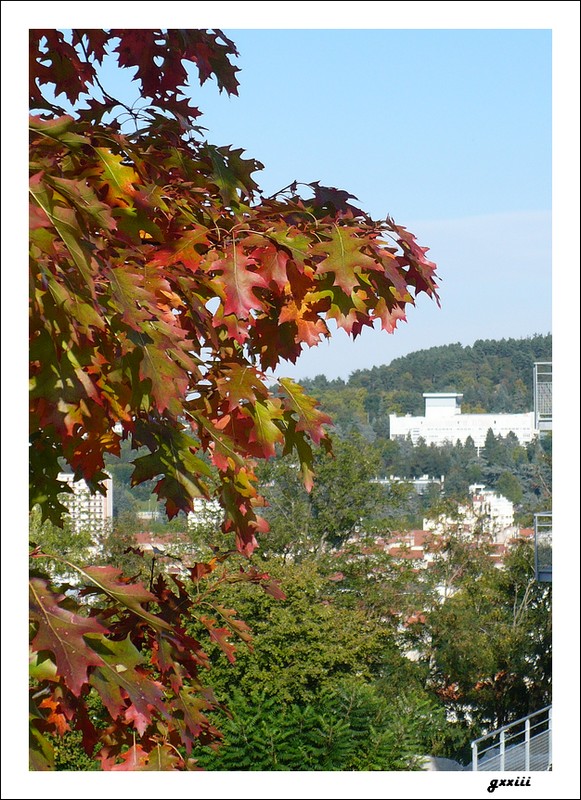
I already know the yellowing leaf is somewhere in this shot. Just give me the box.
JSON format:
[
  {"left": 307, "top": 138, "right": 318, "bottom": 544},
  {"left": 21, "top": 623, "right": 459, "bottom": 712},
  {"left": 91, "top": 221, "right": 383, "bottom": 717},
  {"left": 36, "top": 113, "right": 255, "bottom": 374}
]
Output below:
[
  {"left": 279, "top": 377, "right": 332, "bottom": 445},
  {"left": 313, "top": 225, "right": 382, "bottom": 294},
  {"left": 93, "top": 148, "right": 139, "bottom": 206}
]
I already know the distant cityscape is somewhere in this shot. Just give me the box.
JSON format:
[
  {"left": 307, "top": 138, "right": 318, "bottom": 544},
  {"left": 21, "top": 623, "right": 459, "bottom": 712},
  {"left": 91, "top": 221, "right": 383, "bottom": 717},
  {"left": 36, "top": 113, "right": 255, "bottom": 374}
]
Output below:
[
  {"left": 57, "top": 363, "right": 551, "bottom": 581},
  {"left": 49, "top": 364, "right": 553, "bottom": 772}
]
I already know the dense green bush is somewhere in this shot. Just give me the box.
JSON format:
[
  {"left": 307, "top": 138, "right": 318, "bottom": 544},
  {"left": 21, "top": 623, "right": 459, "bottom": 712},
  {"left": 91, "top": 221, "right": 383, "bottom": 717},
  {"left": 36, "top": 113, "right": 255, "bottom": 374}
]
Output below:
[{"left": 195, "top": 679, "right": 443, "bottom": 771}]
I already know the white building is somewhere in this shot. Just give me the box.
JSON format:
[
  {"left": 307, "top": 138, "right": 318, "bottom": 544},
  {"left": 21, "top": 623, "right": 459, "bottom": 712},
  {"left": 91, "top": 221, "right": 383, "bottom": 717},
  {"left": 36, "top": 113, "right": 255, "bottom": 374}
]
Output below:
[
  {"left": 423, "top": 484, "right": 516, "bottom": 540},
  {"left": 58, "top": 472, "right": 113, "bottom": 534},
  {"left": 373, "top": 475, "right": 444, "bottom": 495},
  {"left": 470, "top": 484, "right": 515, "bottom": 537},
  {"left": 389, "top": 393, "right": 536, "bottom": 448},
  {"left": 187, "top": 497, "right": 222, "bottom": 530}
]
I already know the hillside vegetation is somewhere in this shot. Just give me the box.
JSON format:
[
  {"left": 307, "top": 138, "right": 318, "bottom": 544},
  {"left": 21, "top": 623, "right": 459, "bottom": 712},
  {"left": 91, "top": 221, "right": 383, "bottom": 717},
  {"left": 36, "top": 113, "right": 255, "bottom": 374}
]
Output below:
[
  {"left": 301, "top": 334, "right": 552, "bottom": 421},
  {"left": 105, "top": 334, "right": 552, "bottom": 525}
]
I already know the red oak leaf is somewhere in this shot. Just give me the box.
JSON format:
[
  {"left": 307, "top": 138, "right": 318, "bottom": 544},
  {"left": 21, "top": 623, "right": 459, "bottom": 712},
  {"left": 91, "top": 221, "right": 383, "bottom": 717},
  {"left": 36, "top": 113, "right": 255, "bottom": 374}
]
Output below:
[
  {"left": 29, "top": 578, "right": 107, "bottom": 696},
  {"left": 313, "top": 225, "right": 382, "bottom": 294},
  {"left": 207, "top": 246, "right": 268, "bottom": 318},
  {"left": 279, "top": 378, "right": 332, "bottom": 445}
]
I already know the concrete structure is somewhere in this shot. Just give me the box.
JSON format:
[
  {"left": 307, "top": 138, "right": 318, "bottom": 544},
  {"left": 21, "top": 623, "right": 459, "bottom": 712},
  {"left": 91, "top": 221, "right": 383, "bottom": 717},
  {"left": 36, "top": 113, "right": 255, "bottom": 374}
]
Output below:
[
  {"left": 136, "top": 509, "right": 163, "bottom": 522},
  {"left": 389, "top": 392, "right": 536, "bottom": 448},
  {"left": 533, "top": 361, "right": 552, "bottom": 434},
  {"left": 534, "top": 512, "right": 552, "bottom": 583},
  {"left": 58, "top": 471, "right": 113, "bottom": 534}
]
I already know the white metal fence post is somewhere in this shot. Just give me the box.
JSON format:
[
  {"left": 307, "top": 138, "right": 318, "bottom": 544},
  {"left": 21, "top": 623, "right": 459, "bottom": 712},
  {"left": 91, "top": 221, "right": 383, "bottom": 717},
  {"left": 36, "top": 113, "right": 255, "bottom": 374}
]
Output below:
[
  {"left": 548, "top": 707, "right": 552, "bottom": 769},
  {"left": 469, "top": 706, "right": 552, "bottom": 773}
]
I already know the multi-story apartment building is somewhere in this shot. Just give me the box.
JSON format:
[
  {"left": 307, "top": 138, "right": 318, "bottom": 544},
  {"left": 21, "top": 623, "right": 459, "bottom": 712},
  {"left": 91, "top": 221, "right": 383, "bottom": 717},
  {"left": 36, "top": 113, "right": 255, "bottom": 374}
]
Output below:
[{"left": 57, "top": 472, "right": 113, "bottom": 534}]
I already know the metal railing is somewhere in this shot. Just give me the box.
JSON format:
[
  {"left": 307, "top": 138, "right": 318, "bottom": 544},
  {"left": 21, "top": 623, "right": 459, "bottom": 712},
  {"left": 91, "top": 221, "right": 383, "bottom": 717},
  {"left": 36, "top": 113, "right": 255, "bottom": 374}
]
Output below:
[
  {"left": 534, "top": 512, "right": 552, "bottom": 583},
  {"left": 471, "top": 706, "right": 552, "bottom": 771}
]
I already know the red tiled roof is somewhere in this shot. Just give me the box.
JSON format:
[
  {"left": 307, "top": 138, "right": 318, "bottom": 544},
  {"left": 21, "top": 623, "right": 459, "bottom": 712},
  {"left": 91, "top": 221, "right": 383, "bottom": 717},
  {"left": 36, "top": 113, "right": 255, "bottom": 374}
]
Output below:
[
  {"left": 389, "top": 548, "right": 424, "bottom": 559},
  {"left": 412, "top": 530, "right": 432, "bottom": 546}
]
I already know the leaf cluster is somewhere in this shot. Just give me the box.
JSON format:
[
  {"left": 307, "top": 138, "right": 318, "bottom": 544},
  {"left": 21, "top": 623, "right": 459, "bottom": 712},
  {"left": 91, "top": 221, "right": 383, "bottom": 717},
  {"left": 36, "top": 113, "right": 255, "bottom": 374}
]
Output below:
[
  {"left": 29, "top": 549, "right": 284, "bottom": 770},
  {"left": 29, "top": 28, "right": 440, "bottom": 770},
  {"left": 30, "top": 30, "right": 439, "bottom": 555}
]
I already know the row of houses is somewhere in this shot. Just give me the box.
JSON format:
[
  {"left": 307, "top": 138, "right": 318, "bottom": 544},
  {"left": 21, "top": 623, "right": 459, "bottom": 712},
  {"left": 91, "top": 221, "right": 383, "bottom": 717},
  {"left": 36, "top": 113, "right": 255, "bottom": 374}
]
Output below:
[
  {"left": 57, "top": 472, "right": 522, "bottom": 562},
  {"left": 364, "top": 484, "right": 531, "bottom": 578},
  {"left": 388, "top": 364, "right": 551, "bottom": 448},
  {"left": 376, "top": 525, "right": 534, "bottom": 572}
]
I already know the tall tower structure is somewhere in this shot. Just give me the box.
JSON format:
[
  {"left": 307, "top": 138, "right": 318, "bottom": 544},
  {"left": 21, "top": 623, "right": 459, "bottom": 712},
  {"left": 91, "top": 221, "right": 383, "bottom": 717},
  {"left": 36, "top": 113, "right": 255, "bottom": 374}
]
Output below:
[
  {"left": 533, "top": 361, "right": 552, "bottom": 434},
  {"left": 533, "top": 360, "right": 552, "bottom": 583}
]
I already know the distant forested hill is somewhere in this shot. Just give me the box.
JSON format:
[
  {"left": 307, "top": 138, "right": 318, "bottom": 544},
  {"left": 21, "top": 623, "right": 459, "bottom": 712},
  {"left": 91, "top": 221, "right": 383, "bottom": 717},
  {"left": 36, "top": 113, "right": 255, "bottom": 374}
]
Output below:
[{"left": 300, "top": 334, "right": 552, "bottom": 423}]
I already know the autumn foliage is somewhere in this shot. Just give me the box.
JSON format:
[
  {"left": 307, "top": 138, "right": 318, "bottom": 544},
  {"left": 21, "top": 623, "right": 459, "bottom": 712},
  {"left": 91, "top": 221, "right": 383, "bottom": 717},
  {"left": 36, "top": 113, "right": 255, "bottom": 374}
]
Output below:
[{"left": 29, "top": 29, "right": 439, "bottom": 769}]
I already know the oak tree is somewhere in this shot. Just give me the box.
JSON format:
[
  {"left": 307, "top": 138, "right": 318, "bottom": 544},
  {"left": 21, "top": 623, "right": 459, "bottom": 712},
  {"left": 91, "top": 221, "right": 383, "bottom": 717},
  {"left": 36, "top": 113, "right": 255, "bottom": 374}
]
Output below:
[{"left": 29, "top": 29, "right": 440, "bottom": 769}]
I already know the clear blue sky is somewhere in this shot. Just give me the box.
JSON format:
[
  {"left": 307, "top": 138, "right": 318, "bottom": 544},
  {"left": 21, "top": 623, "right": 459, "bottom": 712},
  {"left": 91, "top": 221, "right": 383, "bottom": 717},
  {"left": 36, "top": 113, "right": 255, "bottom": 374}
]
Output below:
[
  {"left": 93, "top": 26, "right": 553, "bottom": 380},
  {"left": 198, "top": 29, "right": 552, "bottom": 380}
]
